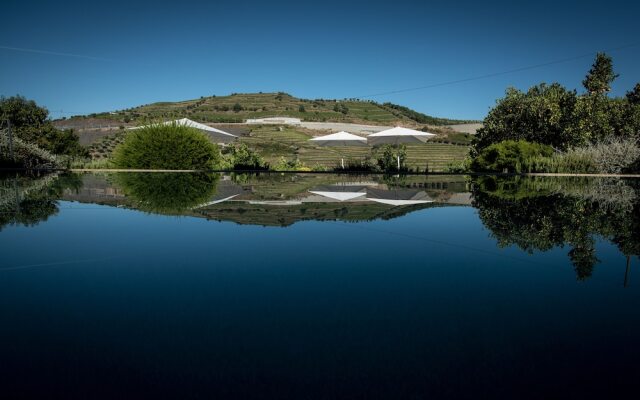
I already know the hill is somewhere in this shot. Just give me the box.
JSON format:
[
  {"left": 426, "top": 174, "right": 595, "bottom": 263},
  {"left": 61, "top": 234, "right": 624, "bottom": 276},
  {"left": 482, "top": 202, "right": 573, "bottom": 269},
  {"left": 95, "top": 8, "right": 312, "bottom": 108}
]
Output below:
[{"left": 56, "top": 92, "right": 477, "bottom": 127}]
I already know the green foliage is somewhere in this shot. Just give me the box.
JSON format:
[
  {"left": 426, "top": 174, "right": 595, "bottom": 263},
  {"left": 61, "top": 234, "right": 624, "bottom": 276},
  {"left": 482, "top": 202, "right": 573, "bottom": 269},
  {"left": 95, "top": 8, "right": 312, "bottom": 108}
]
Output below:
[
  {"left": 583, "top": 52, "right": 619, "bottom": 95},
  {"left": 0, "top": 95, "right": 87, "bottom": 157},
  {"left": 113, "top": 172, "right": 219, "bottom": 213},
  {"left": 232, "top": 103, "right": 243, "bottom": 112},
  {"left": 333, "top": 103, "right": 349, "bottom": 114},
  {"left": 1, "top": 131, "right": 61, "bottom": 169},
  {"left": 473, "top": 84, "right": 578, "bottom": 153},
  {"left": 298, "top": 105, "right": 306, "bottom": 112},
  {"left": 113, "top": 123, "right": 221, "bottom": 170},
  {"left": 223, "top": 143, "right": 268, "bottom": 170},
  {"left": 273, "top": 157, "right": 311, "bottom": 171},
  {"left": 375, "top": 144, "right": 407, "bottom": 172},
  {"left": 471, "top": 140, "right": 554, "bottom": 173},
  {"left": 474, "top": 53, "right": 640, "bottom": 170}
]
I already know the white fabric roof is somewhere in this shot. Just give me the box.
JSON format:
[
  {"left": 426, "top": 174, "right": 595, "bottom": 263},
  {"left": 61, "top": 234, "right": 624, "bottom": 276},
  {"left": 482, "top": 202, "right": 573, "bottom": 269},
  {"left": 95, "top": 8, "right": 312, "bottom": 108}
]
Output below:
[
  {"left": 367, "top": 127, "right": 435, "bottom": 145},
  {"left": 311, "top": 131, "right": 366, "bottom": 142},
  {"left": 131, "top": 118, "right": 237, "bottom": 138},
  {"left": 367, "top": 127, "right": 436, "bottom": 138}
]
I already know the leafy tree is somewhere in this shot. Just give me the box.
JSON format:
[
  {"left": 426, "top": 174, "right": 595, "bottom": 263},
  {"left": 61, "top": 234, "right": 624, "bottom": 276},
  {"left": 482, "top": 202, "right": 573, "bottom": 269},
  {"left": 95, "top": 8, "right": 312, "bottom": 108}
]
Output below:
[
  {"left": 223, "top": 143, "right": 267, "bottom": 170},
  {"left": 0, "top": 95, "right": 87, "bottom": 157},
  {"left": 113, "top": 123, "right": 221, "bottom": 169},
  {"left": 582, "top": 52, "right": 619, "bottom": 95},
  {"left": 298, "top": 105, "right": 306, "bottom": 113},
  {"left": 627, "top": 83, "right": 640, "bottom": 105},
  {"left": 473, "top": 84, "right": 578, "bottom": 153},
  {"left": 375, "top": 144, "right": 407, "bottom": 172},
  {"left": 232, "top": 103, "right": 243, "bottom": 112}
]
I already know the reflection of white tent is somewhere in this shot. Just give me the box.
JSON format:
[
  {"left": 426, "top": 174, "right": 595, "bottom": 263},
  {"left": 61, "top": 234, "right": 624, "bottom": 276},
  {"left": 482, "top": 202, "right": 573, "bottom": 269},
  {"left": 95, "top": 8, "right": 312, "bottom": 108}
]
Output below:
[
  {"left": 309, "top": 185, "right": 368, "bottom": 201},
  {"left": 130, "top": 118, "right": 237, "bottom": 144},
  {"left": 367, "top": 127, "right": 436, "bottom": 169},
  {"left": 310, "top": 131, "right": 368, "bottom": 168},
  {"left": 365, "top": 188, "right": 433, "bottom": 206}
]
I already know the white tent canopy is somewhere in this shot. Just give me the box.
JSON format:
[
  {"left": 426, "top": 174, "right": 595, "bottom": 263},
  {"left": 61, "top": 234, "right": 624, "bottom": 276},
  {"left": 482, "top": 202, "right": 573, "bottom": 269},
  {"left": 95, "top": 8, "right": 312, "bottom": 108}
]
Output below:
[
  {"left": 366, "top": 127, "right": 436, "bottom": 146},
  {"left": 309, "top": 131, "right": 368, "bottom": 168},
  {"left": 130, "top": 118, "right": 237, "bottom": 143},
  {"left": 367, "top": 127, "right": 436, "bottom": 169},
  {"left": 310, "top": 131, "right": 368, "bottom": 146}
]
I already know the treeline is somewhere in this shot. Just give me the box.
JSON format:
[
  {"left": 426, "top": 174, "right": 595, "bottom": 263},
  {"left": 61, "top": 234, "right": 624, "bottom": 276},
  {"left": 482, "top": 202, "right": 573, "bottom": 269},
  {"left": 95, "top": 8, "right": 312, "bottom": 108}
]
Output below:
[
  {"left": 382, "top": 102, "right": 476, "bottom": 126},
  {"left": 1, "top": 96, "right": 87, "bottom": 168},
  {"left": 470, "top": 53, "right": 640, "bottom": 173}
]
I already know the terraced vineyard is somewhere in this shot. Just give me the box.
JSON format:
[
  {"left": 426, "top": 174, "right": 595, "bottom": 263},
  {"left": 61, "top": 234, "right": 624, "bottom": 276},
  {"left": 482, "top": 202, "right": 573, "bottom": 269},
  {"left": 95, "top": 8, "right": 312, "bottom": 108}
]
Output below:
[{"left": 241, "top": 125, "right": 469, "bottom": 172}]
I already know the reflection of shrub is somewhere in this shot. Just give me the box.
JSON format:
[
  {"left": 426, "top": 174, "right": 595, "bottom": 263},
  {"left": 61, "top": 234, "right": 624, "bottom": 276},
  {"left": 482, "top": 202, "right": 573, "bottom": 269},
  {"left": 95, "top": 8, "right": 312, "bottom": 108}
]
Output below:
[
  {"left": 114, "top": 173, "right": 219, "bottom": 213},
  {"left": 471, "top": 140, "right": 554, "bottom": 173},
  {"left": 113, "top": 124, "right": 221, "bottom": 170}
]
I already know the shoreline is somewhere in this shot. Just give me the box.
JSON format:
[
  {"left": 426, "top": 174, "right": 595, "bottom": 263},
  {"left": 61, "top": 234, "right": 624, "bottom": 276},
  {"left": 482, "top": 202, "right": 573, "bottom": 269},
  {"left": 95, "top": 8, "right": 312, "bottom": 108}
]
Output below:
[{"left": 2, "top": 168, "right": 640, "bottom": 178}]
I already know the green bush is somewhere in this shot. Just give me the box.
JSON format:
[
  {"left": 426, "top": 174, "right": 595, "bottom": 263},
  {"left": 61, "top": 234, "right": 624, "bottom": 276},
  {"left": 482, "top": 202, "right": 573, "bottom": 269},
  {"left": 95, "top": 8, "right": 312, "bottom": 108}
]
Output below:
[
  {"left": 273, "top": 157, "right": 311, "bottom": 171},
  {"left": 375, "top": 144, "right": 407, "bottom": 172},
  {"left": 222, "top": 143, "right": 268, "bottom": 170},
  {"left": 471, "top": 140, "right": 554, "bottom": 173},
  {"left": 113, "top": 123, "right": 221, "bottom": 170}
]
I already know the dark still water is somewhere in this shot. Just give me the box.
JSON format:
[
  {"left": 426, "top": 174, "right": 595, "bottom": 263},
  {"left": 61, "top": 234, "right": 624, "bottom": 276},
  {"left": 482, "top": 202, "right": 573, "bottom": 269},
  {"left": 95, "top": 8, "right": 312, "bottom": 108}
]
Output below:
[{"left": 1, "top": 172, "right": 639, "bottom": 399}]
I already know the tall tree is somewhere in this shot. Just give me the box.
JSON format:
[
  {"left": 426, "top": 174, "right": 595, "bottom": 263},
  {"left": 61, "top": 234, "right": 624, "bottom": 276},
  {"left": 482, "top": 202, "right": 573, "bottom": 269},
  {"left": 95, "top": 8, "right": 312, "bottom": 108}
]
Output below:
[
  {"left": 626, "top": 83, "right": 640, "bottom": 105},
  {"left": 582, "top": 52, "right": 619, "bottom": 95}
]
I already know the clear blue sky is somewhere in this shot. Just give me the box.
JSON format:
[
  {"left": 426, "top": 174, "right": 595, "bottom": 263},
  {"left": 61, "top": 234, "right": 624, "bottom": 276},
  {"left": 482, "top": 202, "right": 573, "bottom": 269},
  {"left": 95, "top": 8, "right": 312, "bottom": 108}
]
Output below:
[{"left": 1, "top": 0, "right": 639, "bottom": 120}]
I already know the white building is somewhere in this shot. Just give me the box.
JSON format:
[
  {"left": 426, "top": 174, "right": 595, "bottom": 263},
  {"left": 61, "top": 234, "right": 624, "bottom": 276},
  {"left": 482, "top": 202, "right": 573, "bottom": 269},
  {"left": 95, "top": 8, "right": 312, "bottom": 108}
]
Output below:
[{"left": 245, "top": 117, "right": 302, "bottom": 125}]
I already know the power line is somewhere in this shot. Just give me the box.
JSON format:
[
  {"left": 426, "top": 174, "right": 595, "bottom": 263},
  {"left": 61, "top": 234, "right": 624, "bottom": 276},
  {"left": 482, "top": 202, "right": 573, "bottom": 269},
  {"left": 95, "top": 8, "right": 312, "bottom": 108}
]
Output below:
[{"left": 355, "top": 42, "right": 640, "bottom": 99}]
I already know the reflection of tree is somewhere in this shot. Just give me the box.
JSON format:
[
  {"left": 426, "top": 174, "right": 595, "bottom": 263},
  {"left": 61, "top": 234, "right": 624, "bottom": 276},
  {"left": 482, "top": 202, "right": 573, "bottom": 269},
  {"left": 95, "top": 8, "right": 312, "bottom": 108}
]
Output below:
[
  {"left": 113, "top": 173, "right": 219, "bottom": 213},
  {"left": 0, "top": 173, "right": 83, "bottom": 230},
  {"left": 472, "top": 176, "right": 640, "bottom": 281}
]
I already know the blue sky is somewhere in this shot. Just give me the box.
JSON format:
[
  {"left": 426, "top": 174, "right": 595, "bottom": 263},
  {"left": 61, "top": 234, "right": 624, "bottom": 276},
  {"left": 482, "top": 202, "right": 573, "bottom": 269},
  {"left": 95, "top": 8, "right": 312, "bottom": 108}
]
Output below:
[{"left": 1, "top": 0, "right": 639, "bottom": 120}]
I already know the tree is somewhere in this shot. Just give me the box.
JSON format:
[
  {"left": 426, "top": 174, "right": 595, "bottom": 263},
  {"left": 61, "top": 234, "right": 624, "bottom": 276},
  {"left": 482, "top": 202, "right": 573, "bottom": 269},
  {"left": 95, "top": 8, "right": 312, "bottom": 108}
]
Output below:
[
  {"left": 375, "top": 144, "right": 407, "bottom": 172},
  {"left": 298, "top": 105, "right": 306, "bottom": 113},
  {"left": 0, "top": 95, "right": 87, "bottom": 157},
  {"left": 223, "top": 143, "right": 267, "bottom": 170},
  {"left": 582, "top": 52, "right": 619, "bottom": 95},
  {"left": 626, "top": 83, "right": 640, "bottom": 105},
  {"left": 232, "top": 103, "right": 243, "bottom": 112},
  {"left": 472, "top": 84, "right": 578, "bottom": 153}
]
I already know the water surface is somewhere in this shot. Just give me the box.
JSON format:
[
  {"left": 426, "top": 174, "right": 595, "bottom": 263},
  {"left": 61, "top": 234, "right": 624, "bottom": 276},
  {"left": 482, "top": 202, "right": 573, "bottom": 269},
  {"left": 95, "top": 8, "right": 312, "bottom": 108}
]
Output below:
[{"left": 1, "top": 172, "right": 639, "bottom": 399}]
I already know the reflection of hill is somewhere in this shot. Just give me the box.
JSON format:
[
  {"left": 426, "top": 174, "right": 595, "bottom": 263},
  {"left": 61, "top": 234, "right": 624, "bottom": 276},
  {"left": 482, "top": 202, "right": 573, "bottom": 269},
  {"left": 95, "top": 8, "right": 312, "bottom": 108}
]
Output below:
[
  {"left": 190, "top": 201, "right": 452, "bottom": 227},
  {"left": 59, "top": 173, "right": 469, "bottom": 226}
]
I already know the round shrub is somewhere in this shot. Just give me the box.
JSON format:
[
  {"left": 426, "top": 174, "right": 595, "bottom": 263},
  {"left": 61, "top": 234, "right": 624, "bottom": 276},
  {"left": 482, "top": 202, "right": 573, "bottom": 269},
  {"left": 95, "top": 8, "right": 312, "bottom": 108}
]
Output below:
[{"left": 113, "top": 123, "right": 221, "bottom": 170}]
